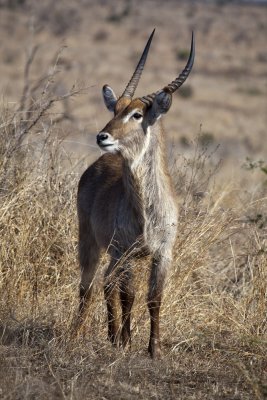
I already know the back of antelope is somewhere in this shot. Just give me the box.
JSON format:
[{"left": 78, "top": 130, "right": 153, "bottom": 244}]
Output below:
[{"left": 76, "top": 30, "right": 195, "bottom": 358}]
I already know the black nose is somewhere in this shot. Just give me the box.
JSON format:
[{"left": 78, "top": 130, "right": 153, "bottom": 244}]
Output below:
[{"left": 97, "top": 132, "right": 108, "bottom": 144}]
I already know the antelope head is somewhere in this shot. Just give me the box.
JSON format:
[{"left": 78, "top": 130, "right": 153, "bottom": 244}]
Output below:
[{"left": 96, "top": 30, "right": 195, "bottom": 162}]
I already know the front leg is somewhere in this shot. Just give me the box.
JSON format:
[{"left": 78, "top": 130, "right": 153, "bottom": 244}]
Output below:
[
  {"left": 147, "top": 255, "right": 170, "bottom": 359},
  {"left": 104, "top": 257, "right": 121, "bottom": 346},
  {"left": 119, "top": 266, "right": 135, "bottom": 348}
]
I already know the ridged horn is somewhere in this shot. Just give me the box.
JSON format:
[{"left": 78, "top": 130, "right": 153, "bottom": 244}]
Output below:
[
  {"left": 121, "top": 29, "right": 155, "bottom": 99},
  {"left": 141, "top": 31, "right": 195, "bottom": 106}
]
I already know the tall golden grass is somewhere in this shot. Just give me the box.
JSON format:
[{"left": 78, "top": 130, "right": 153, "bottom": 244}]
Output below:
[{"left": 0, "top": 50, "right": 266, "bottom": 400}]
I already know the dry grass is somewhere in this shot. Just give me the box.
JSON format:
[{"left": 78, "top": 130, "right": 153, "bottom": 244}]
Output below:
[
  {"left": 0, "top": 1, "right": 267, "bottom": 399},
  {"left": 0, "top": 76, "right": 266, "bottom": 400}
]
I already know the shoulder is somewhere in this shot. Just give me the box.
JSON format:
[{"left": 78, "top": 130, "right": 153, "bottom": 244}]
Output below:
[
  {"left": 89, "top": 153, "right": 123, "bottom": 176},
  {"left": 78, "top": 153, "right": 123, "bottom": 189}
]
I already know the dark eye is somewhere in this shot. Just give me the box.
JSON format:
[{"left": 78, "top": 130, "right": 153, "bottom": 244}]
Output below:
[{"left": 132, "top": 112, "right": 143, "bottom": 121}]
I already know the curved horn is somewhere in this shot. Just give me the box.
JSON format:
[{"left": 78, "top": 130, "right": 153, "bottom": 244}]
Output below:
[
  {"left": 141, "top": 32, "right": 195, "bottom": 106},
  {"left": 121, "top": 29, "right": 155, "bottom": 99}
]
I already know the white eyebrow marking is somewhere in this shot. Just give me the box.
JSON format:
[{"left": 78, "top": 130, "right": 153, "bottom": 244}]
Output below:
[{"left": 122, "top": 108, "right": 142, "bottom": 124}]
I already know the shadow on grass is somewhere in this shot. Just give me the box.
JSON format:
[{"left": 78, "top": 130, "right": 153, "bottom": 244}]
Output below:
[{"left": 0, "top": 320, "right": 56, "bottom": 348}]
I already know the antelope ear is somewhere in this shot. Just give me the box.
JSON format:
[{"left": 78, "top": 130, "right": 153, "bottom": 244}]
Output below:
[
  {"left": 102, "top": 85, "right": 118, "bottom": 112},
  {"left": 148, "top": 90, "right": 172, "bottom": 122}
]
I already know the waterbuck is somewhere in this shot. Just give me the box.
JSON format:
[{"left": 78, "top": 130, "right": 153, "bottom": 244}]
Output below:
[{"left": 77, "top": 30, "right": 195, "bottom": 358}]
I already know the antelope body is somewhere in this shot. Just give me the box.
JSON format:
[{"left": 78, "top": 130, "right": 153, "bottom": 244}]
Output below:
[{"left": 77, "top": 30, "right": 195, "bottom": 358}]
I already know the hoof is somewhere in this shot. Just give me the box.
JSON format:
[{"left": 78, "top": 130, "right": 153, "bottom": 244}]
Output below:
[
  {"left": 148, "top": 340, "right": 162, "bottom": 359},
  {"left": 108, "top": 332, "right": 120, "bottom": 348},
  {"left": 120, "top": 331, "right": 131, "bottom": 349},
  {"left": 69, "top": 316, "right": 85, "bottom": 339}
]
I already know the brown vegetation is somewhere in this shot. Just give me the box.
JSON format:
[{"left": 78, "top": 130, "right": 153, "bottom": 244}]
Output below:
[{"left": 0, "top": 1, "right": 266, "bottom": 399}]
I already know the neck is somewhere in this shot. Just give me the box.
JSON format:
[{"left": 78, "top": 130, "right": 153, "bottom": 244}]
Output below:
[{"left": 122, "top": 122, "right": 174, "bottom": 219}]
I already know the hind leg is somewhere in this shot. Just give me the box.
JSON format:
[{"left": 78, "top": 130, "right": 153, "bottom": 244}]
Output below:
[
  {"left": 73, "top": 220, "right": 100, "bottom": 333},
  {"left": 79, "top": 238, "right": 100, "bottom": 320}
]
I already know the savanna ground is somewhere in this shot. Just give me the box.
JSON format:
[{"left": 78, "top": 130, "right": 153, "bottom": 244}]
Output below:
[{"left": 0, "top": 0, "right": 267, "bottom": 398}]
